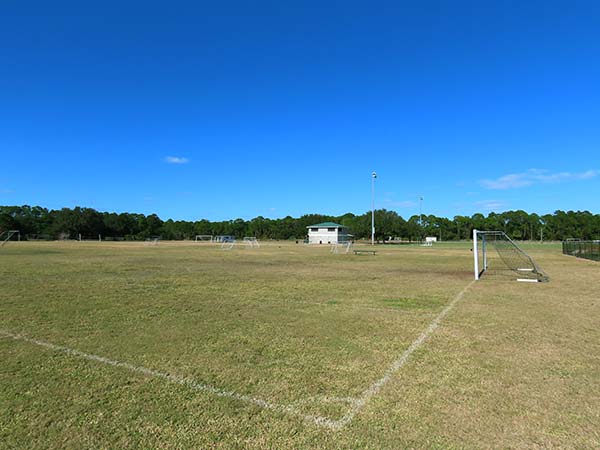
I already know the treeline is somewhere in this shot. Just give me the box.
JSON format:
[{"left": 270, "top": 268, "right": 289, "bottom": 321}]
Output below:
[{"left": 1, "top": 205, "right": 599, "bottom": 241}]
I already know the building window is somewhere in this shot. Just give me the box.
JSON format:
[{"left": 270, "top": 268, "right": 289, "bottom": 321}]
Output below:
[
  {"left": 310, "top": 228, "right": 318, "bottom": 232},
  {"left": 327, "top": 228, "right": 336, "bottom": 232}
]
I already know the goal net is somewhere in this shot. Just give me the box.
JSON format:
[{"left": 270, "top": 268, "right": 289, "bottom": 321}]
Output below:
[
  {"left": 331, "top": 241, "right": 353, "bottom": 254},
  {"left": 220, "top": 237, "right": 235, "bottom": 250},
  {"left": 144, "top": 237, "right": 160, "bottom": 246},
  {"left": 195, "top": 235, "right": 213, "bottom": 243},
  {"left": 473, "top": 229, "right": 548, "bottom": 282},
  {"left": 243, "top": 237, "right": 260, "bottom": 248}
]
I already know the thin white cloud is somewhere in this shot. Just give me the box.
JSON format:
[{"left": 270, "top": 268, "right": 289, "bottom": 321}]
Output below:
[
  {"left": 165, "top": 156, "right": 189, "bottom": 164},
  {"left": 578, "top": 170, "right": 599, "bottom": 180},
  {"left": 474, "top": 200, "right": 507, "bottom": 211},
  {"left": 481, "top": 169, "right": 599, "bottom": 190}
]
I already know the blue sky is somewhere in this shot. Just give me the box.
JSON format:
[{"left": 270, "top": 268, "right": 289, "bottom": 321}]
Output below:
[{"left": 1, "top": 1, "right": 599, "bottom": 221}]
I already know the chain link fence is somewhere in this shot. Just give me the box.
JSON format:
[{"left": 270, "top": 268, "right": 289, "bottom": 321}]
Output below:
[{"left": 562, "top": 240, "right": 600, "bottom": 261}]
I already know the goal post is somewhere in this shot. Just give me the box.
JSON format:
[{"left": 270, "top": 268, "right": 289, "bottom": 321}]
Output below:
[
  {"left": 195, "top": 235, "right": 213, "bottom": 242},
  {"left": 473, "top": 229, "right": 549, "bottom": 282}
]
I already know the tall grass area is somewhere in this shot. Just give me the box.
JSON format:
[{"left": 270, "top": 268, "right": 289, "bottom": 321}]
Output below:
[{"left": 1, "top": 241, "right": 598, "bottom": 448}]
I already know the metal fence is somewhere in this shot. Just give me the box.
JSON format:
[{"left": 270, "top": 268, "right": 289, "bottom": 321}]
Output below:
[{"left": 562, "top": 240, "right": 600, "bottom": 262}]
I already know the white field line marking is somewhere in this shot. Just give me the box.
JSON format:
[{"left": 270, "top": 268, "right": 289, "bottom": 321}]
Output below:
[
  {"left": 333, "top": 280, "right": 476, "bottom": 430},
  {"left": 0, "top": 330, "right": 341, "bottom": 430}
]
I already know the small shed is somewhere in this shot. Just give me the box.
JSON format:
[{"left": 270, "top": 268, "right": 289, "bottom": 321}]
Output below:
[{"left": 307, "top": 222, "right": 351, "bottom": 244}]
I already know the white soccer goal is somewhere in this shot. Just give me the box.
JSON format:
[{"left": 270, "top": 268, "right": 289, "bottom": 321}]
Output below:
[
  {"left": 195, "top": 235, "right": 213, "bottom": 243},
  {"left": 0, "top": 230, "right": 20, "bottom": 246},
  {"left": 331, "top": 241, "right": 353, "bottom": 254},
  {"left": 473, "top": 229, "right": 548, "bottom": 282},
  {"left": 220, "top": 237, "right": 235, "bottom": 250},
  {"left": 243, "top": 237, "right": 260, "bottom": 248},
  {"left": 144, "top": 237, "right": 160, "bottom": 246}
]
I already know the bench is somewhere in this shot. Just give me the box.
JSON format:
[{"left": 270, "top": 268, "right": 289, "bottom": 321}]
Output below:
[{"left": 353, "top": 250, "right": 377, "bottom": 255}]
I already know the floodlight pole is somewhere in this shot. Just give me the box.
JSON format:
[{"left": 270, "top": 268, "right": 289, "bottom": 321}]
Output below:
[
  {"left": 419, "top": 196, "right": 423, "bottom": 226},
  {"left": 371, "top": 171, "right": 377, "bottom": 246}
]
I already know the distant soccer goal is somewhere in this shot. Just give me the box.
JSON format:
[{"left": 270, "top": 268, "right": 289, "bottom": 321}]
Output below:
[
  {"left": 243, "top": 237, "right": 260, "bottom": 248},
  {"left": 195, "top": 235, "right": 213, "bottom": 243},
  {"left": 77, "top": 234, "right": 102, "bottom": 242},
  {"left": 0, "top": 230, "right": 20, "bottom": 246},
  {"left": 331, "top": 241, "right": 353, "bottom": 254},
  {"left": 220, "top": 236, "right": 235, "bottom": 250},
  {"left": 144, "top": 237, "right": 160, "bottom": 246},
  {"left": 473, "top": 229, "right": 548, "bottom": 282}
]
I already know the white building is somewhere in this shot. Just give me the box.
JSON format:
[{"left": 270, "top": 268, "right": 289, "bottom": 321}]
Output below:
[{"left": 307, "top": 222, "right": 352, "bottom": 244}]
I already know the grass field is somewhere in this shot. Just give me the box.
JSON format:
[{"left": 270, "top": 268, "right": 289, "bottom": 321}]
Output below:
[{"left": 1, "top": 240, "right": 599, "bottom": 449}]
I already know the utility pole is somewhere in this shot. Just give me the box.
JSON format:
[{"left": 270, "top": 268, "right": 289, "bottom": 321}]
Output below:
[{"left": 371, "top": 171, "right": 377, "bottom": 246}]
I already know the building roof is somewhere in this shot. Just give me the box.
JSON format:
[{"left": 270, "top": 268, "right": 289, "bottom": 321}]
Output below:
[{"left": 306, "top": 222, "right": 345, "bottom": 228}]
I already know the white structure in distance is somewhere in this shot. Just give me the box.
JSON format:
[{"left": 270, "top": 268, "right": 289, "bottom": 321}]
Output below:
[
  {"left": 422, "top": 236, "right": 437, "bottom": 246},
  {"left": 214, "top": 235, "right": 235, "bottom": 243},
  {"left": 243, "top": 237, "right": 260, "bottom": 248},
  {"left": 307, "top": 222, "right": 352, "bottom": 245},
  {"left": 331, "top": 241, "right": 353, "bottom": 254},
  {"left": 221, "top": 237, "right": 235, "bottom": 250}
]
